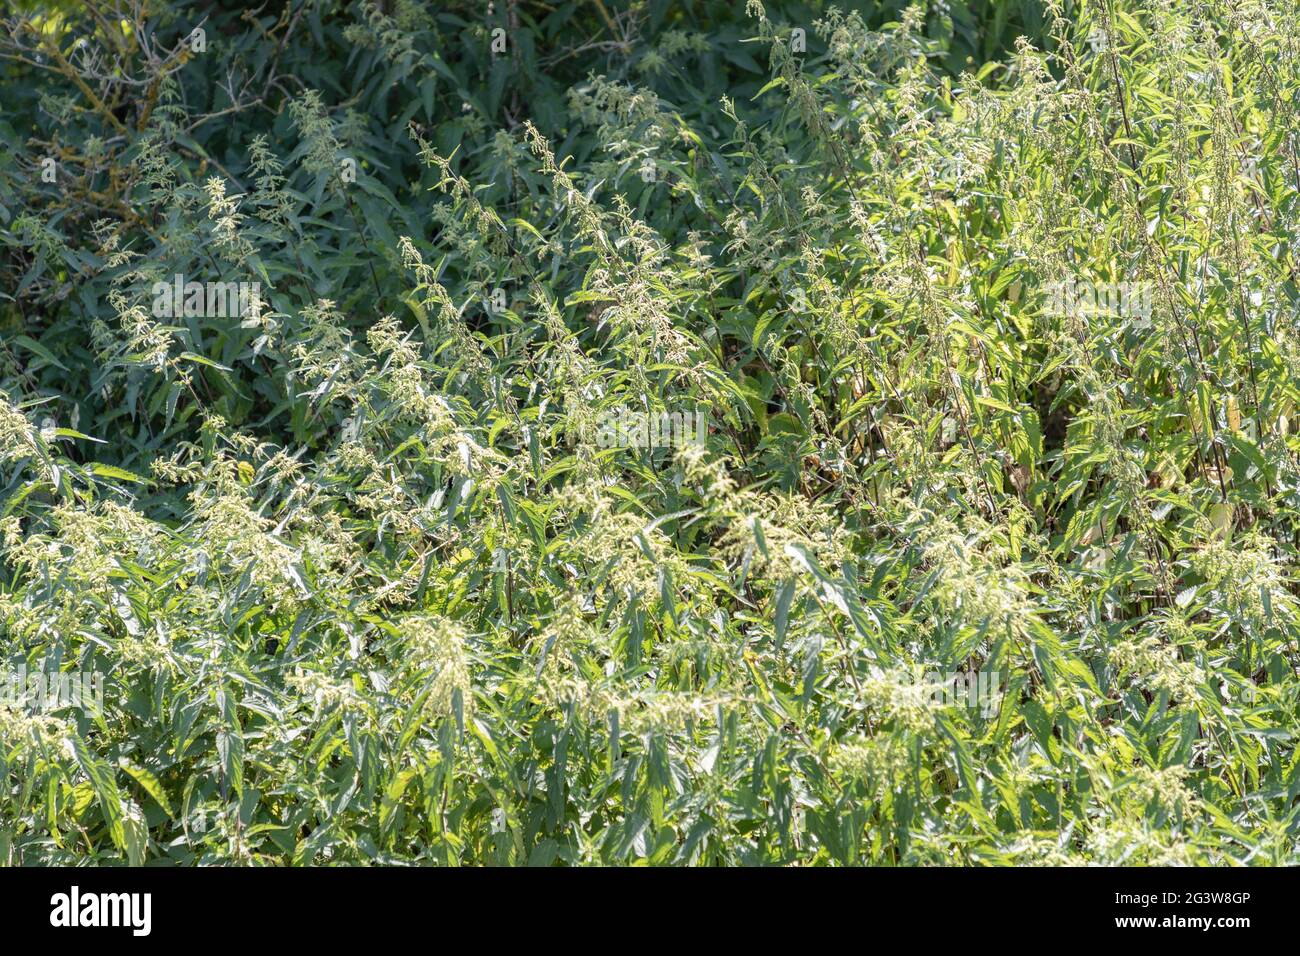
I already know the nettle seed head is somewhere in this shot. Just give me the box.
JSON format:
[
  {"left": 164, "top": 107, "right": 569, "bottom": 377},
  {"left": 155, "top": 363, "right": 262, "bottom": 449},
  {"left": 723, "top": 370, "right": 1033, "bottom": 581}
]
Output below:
[
  {"left": 0, "top": 704, "right": 68, "bottom": 751},
  {"left": 288, "top": 89, "right": 344, "bottom": 179},
  {"left": 0, "top": 396, "right": 38, "bottom": 465},
  {"left": 286, "top": 668, "right": 365, "bottom": 715},
  {"left": 0, "top": 516, "right": 21, "bottom": 552},
  {"left": 906, "top": 507, "right": 1031, "bottom": 632},
  {"left": 402, "top": 616, "right": 473, "bottom": 718},
  {"left": 721, "top": 488, "right": 850, "bottom": 581},
  {"left": 1109, "top": 633, "right": 1205, "bottom": 702},
  {"left": 203, "top": 176, "right": 253, "bottom": 263},
  {"left": 828, "top": 736, "right": 909, "bottom": 797},
  {"left": 1190, "top": 530, "right": 1294, "bottom": 633},
  {"left": 529, "top": 600, "right": 613, "bottom": 696},
  {"left": 1124, "top": 763, "right": 1198, "bottom": 817},
  {"left": 614, "top": 689, "right": 733, "bottom": 735},
  {"left": 861, "top": 667, "right": 948, "bottom": 733},
  {"left": 1087, "top": 820, "right": 1196, "bottom": 866}
]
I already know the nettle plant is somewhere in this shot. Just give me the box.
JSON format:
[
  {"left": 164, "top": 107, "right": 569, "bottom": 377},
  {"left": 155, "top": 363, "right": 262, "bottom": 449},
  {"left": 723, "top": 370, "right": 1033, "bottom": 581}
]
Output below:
[{"left": 0, "top": 0, "right": 1299, "bottom": 865}]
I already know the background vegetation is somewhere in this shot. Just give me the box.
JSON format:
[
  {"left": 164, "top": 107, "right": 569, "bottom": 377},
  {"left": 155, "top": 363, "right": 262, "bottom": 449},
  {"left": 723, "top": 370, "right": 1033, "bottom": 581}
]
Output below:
[{"left": 2, "top": 0, "right": 1299, "bottom": 865}]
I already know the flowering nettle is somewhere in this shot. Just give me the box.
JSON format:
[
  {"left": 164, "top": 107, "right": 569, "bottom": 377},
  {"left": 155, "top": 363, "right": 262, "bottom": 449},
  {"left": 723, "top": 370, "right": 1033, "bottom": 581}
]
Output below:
[{"left": 2, "top": 0, "right": 1300, "bottom": 869}]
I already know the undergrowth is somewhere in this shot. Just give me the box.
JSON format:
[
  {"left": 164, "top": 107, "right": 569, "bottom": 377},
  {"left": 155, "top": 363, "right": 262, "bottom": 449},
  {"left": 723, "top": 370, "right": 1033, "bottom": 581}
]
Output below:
[{"left": 1, "top": 0, "right": 1299, "bottom": 864}]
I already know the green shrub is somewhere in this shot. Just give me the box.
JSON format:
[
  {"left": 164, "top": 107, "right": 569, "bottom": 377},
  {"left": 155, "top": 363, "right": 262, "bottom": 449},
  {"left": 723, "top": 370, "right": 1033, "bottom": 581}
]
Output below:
[{"left": 0, "top": 0, "right": 1298, "bottom": 865}]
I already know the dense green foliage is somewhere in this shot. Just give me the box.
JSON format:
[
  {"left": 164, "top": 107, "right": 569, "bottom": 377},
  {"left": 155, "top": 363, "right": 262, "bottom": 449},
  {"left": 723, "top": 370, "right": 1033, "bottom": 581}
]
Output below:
[{"left": 2, "top": 0, "right": 1299, "bottom": 865}]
